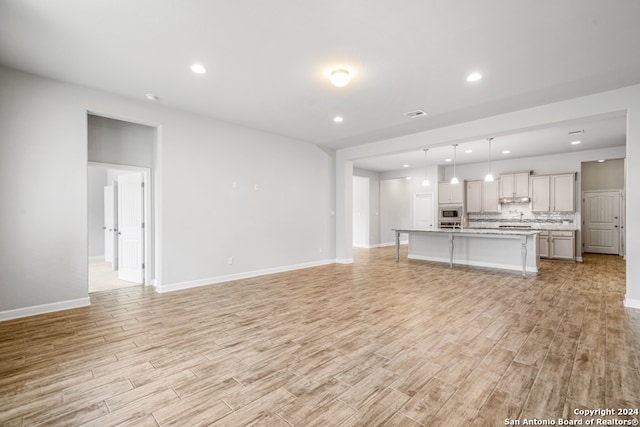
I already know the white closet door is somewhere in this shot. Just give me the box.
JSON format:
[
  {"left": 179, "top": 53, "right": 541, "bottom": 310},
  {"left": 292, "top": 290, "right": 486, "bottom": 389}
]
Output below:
[{"left": 117, "top": 173, "right": 144, "bottom": 283}]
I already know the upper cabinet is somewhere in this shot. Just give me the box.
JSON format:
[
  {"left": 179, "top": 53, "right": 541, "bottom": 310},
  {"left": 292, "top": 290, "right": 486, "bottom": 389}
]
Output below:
[
  {"left": 531, "top": 173, "right": 576, "bottom": 212},
  {"left": 530, "top": 176, "right": 550, "bottom": 211},
  {"left": 466, "top": 180, "right": 500, "bottom": 213},
  {"left": 499, "top": 172, "right": 530, "bottom": 199},
  {"left": 438, "top": 181, "right": 465, "bottom": 204},
  {"left": 551, "top": 173, "right": 576, "bottom": 212}
]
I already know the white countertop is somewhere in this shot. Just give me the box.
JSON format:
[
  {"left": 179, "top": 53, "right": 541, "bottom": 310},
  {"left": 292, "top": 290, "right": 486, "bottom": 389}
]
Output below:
[
  {"left": 467, "top": 223, "right": 578, "bottom": 231},
  {"left": 394, "top": 228, "right": 540, "bottom": 236}
]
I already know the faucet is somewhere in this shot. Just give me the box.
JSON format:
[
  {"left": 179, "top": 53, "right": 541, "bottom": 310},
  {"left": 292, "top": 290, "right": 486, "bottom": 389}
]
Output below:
[{"left": 510, "top": 210, "right": 524, "bottom": 221}]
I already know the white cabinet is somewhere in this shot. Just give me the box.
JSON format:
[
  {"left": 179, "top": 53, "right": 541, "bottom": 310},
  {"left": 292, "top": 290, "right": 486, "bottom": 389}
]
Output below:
[
  {"left": 499, "top": 172, "right": 530, "bottom": 199},
  {"left": 530, "top": 175, "right": 550, "bottom": 212},
  {"left": 466, "top": 181, "right": 482, "bottom": 213},
  {"left": 531, "top": 173, "right": 575, "bottom": 212},
  {"left": 438, "top": 181, "right": 464, "bottom": 204},
  {"left": 538, "top": 232, "right": 549, "bottom": 258},
  {"left": 466, "top": 180, "right": 500, "bottom": 213},
  {"left": 539, "top": 230, "right": 575, "bottom": 260},
  {"left": 551, "top": 174, "right": 575, "bottom": 212},
  {"left": 549, "top": 231, "right": 575, "bottom": 260},
  {"left": 483, "top": 180, "right": 500, "bottom": 212}
]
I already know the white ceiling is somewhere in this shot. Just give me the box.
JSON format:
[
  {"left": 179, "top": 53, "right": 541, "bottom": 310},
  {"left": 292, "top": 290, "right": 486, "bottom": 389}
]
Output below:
[
  {"left": 0, "top": 1, "right": 637, "bottom": 158},
  {"left": 355, "top": 113, "right": 627, "bottom": 171}
]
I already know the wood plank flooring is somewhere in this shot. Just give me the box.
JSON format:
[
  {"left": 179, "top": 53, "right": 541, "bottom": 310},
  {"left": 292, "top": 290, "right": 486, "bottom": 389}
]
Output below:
[{"left": 1, "top": 248, "right": 639, "bottom": 426}]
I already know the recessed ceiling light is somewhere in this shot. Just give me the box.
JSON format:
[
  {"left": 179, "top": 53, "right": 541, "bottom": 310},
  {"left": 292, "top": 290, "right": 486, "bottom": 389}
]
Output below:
[
  {"left": 190, "top": 63, "right": 206, "bottom": 74},
  {"left": 502, "top": 150, "right": 511, "bottom": 154},
  {"left": 466, "top": 72, "right": 482, "bottom": 82},
  {"left": 145, "top": 93, "right": 159, "bottom": 101},
  {"left": 333, "top": 116, "right": 344, "bottom": 123},
  {"left": 329, "top": 68, "right": 350, "bottom": 87},
  {"left": 465, "top": 149, "right": 472, "bottom": 153},
  {"left": 405, "top": 176, "right": 412, "bottom": 180},
  {"left": 445, "top": 158, "right": 452, "bottom": 162},
  {"left": 597, "top": 159, "right": 605, "bottom": 163},
  {"left": 571, "top": 140, "right": 581, "bottom": 145},
  {"left": 403, "top": 164, "right": 410, "bottom": 168}
]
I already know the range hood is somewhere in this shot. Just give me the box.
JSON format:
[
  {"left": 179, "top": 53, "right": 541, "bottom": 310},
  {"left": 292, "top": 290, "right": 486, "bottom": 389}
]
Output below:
[{"left": 499, "top": 196, "right": 531, "bottom": 204}]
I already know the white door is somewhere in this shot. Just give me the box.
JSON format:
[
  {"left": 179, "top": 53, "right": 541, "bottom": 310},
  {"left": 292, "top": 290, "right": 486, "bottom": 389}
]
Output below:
[
  {"left": 117, "top": 173, "right": 144, "bottom": 283},
  {"left": 103, "top": 185, "right": 117, "bottom": 268},
  {"left": 414, "top": 193, "right": 434, "bottom": 229},
  {"left": 583, "top": 191, "right": 620, "bottom": 254}
]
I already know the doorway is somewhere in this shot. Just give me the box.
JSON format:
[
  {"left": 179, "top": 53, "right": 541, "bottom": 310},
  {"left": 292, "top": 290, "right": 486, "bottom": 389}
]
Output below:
[
  {"left": 88, "top": 164, "right": 152, "bottom": 292},
  {"left": 580, "top": 158, "right": 626, "bottom": 258},
  {"left": 87, "top": 113, "right": 157, "bottom": 293},
  {"left": 582, "top": 190, "right": 623, "bottom": 255}
]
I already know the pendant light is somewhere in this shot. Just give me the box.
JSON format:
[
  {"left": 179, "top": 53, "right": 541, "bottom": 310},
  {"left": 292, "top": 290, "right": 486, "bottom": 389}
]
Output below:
[
  {"left": 450, "top": 144, "right": 459, "bottom": 184},
  {"left": 484, "top": 137, "right": 494, "bottom": 182},
  {"left": 422, "top": 148, "right": 430, "bottom": 187}
]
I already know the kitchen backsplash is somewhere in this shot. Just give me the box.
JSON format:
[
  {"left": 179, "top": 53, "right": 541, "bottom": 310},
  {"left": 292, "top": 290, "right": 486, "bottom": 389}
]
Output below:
[{"left": 468, "top": 203, "right": 576, "bottom": 225}]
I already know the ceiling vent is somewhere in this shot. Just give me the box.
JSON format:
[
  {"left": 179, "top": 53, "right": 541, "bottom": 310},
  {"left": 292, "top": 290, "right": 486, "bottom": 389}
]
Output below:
[
  {"left": 405, "top": 110, "right": 427, "bottom": 119},
  {"left": 568, "top": 129, "right": 584, "bottom": 135}
]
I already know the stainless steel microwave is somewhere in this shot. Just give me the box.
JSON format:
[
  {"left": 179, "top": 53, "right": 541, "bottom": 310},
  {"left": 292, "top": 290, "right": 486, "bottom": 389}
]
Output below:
[{"left": 439, "top": 206, "right": 462, "bottom": 220}]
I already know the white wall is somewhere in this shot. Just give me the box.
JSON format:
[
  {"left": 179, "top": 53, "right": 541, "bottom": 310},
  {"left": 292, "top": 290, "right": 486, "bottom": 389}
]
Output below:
[
  {"left": 353, "top": 168, "right": 381, "bottom": 246},
  {"left": 380, "top": 178, "right": 413, "bottom": 244},
  {"left": 378, "top": 166, "right": 438, "bottom": 244},
  {"left": 441, "top": 146, "right": 626, "bottom": 183},
  {"left": 352, "top": 176, "right": 369, "bottom": 247},
  {"left": 0, "top": 66, "right": 336, "bottom": 316},
  {"left": 88, "top": 167, "right": 107, "bottom": 257}
]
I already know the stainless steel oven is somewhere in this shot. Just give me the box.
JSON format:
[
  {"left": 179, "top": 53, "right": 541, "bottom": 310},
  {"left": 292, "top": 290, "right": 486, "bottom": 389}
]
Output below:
[{"left": 439, "top": 205, "right": 462, "bottom": 221}]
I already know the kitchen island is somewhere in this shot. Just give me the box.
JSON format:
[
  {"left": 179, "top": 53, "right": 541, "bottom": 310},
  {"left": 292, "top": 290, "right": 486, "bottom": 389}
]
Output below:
[{"left": 393, "top": 228, "right": 540, "bottom": 276}]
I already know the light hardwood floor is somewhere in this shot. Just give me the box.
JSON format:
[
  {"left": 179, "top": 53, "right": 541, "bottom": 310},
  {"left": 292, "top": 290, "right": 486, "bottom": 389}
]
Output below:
[
  {"left": 88, "top": 258, "right": 142, "bottom": 293},
  {"left": 1, "top": 248, "right": 639, "bottom": 426}
]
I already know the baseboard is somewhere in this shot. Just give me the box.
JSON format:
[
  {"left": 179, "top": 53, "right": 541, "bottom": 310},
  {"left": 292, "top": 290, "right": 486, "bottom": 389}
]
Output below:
[
  {"left": 156, "top": 258, "right": 339, "bottom": 293},
  {"left": 380, "top": 241, "right": 408, "bottom": 247},
  {"left": 335, "top": 258, "right": 354, "bottom": 264},
  {"left": 353, "top": 243, "right": 386, "bottom": 249},
  {"left": 0, "top": 297, "right": 91, "bottom": 322},
  {"left": 624, "top": 297, "right": 640, "bottom": 310}
]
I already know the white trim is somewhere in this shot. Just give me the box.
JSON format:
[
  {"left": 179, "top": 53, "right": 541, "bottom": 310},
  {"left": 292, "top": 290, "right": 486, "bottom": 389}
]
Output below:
[
  {"left": 0, "top": 298, "right": 91, "bottom": 322},
  {"left": 352, "top": 243, "right": 370, "bottom": 249},
  {"left": 380, "top": 240, "right": 408, "bottom": 247},
  {"left": 624, "top": 297, "right": 640, "bottom": 310},
  {"left": 408, "top": 254, "right": 539, "bottom": 273},
  {"left": 335, "top": 258, "right": 354, "bottom": 264},
  {"left": 156, "top": 259, "right": 338, "bottom": 293},
  {"left": 352, "top": 243, "right": 387, "bottom": 249}
]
